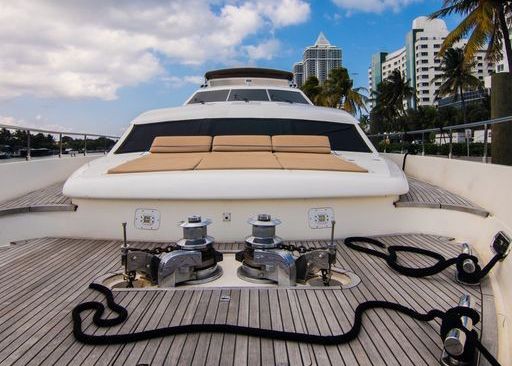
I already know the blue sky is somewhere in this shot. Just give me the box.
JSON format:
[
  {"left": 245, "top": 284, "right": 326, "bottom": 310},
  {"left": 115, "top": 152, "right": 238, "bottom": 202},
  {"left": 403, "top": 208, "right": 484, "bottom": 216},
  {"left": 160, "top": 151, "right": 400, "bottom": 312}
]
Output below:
[{"left": 0, "top": 1, "right": 460, "bottom": 136}]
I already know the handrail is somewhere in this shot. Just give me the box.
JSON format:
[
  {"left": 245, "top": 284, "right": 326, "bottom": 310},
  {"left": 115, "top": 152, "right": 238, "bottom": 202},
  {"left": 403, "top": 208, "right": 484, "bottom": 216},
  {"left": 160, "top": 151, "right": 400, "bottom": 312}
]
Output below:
[
  {"left": 366, "top": 115, "right": 512, "bottom": 138},
  {"left": 0, "top": 123, "right": 119, "bottom": 139},
  {"left": 365, "top": 115, "right": 512, "bottom": 162},
  {"left": 0, "top": 123, "right": 120, "bottom": 160}
]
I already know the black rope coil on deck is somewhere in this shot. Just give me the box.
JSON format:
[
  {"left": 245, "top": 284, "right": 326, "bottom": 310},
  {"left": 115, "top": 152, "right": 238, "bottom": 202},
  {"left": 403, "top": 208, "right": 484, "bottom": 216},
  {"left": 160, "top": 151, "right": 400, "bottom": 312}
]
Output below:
[
  {"left": 344, "top": 237, "right": 503, "bottom": 284},
  {"left": 72, "top": 283, "right": 500, "bottom": 366}
]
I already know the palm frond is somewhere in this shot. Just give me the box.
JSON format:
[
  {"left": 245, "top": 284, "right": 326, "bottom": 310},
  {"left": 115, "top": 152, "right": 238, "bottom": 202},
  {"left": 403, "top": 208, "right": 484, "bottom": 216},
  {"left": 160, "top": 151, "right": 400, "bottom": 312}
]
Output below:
[{"left": 440, "top": 6, "right": 481, "bottom": 55}]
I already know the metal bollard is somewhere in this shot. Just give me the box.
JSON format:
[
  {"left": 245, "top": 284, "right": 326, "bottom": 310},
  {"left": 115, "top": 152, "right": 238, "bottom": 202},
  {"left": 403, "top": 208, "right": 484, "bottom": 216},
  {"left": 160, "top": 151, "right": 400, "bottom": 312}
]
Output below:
[
  {"left": 456, "top": 243, "right": 477, "bottom": 285},
  {"left": 461, "top": 243, "right": 476, "bottom": 274},
  {"left": 441, "top": 294, "right": 473, "bottom": 365}
]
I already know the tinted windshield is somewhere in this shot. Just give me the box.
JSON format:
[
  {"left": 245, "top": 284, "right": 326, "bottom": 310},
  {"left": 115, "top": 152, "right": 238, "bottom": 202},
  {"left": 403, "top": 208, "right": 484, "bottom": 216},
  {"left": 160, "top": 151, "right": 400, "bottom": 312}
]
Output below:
[
  {"left": 268, "top": 90, "right": 309, "bottom": 104},
  {"left": 188, "top": 90, "right": 229, "bottom": 104},
  {"left": 228, "top": 89, "right": 269, "bottom": 102},
  {"left": 115, "top": 118, "right": 371, "bottom": 154}
]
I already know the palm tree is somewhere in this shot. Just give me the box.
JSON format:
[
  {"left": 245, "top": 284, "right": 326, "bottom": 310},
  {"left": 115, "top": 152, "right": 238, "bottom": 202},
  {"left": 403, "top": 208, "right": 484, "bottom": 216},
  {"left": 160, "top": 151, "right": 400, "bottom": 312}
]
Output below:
[
  {"left": 430, "top": 1, "right": 512, "bottom": 71},
  {"left": 370, "top": 70, "right": 416, "bottom": 133},
  {"left": 322, "top": 67, "right": 368, "bottom": 115},
  {"left": 300, "top": 76, "right": 323, "bottom": 105},
  {"left": 431, "top": 47, "right": 483, "bottom": 123},
  {"left": 381, "top": 70, "right": 416, "bottom": 117}
]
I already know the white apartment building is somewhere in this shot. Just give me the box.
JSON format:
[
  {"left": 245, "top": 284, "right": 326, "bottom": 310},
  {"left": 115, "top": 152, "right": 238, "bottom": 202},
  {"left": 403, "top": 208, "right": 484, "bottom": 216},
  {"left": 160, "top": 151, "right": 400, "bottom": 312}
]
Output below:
[
  {"left": 292, "top": 33, "right": 342, "bottom": 87},
  {"left": 368, "top": 16, "right": 495, "bottom": 109},
  {"left": 382, "top": 47, "right": 407, "bottom": 81},
  {"left": 496, "top": 13, "right": 511, "bottom": 73}
]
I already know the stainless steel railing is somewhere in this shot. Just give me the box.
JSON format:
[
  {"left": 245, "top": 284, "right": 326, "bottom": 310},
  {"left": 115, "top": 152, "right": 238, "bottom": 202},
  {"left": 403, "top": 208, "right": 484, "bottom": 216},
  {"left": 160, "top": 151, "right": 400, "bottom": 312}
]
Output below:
[
  {"left": 0, "top": 123, "right": 120, "bottom": 161},
  {"left": 366, "top": 115, "right": 512, "bottom": 162}
]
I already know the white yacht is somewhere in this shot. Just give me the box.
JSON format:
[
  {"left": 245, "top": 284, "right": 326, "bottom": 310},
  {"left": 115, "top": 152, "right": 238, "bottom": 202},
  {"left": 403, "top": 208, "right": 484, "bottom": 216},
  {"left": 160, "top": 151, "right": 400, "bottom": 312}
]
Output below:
[
  {"left": 62, "top": 67, "right": 408, "bottom": 242},
  {"left": 0, "top": 67, "right": 510, "bottom": 366}
]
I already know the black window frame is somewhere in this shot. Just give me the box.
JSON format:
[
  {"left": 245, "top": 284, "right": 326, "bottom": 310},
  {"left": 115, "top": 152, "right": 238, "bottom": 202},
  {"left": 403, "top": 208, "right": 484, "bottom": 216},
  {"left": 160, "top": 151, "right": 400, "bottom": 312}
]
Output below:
[
  {"left": 268, "top": 89, "right": 309, "bottom": 104},
  {"left": 115, "top": 118, "right": 372, "bottom": 154},
  {"left": 188, "top": 90, "right": 230, "bottom": 104},
  {"left": 227, "top": 89, "right": 269, "bottom": 102}
]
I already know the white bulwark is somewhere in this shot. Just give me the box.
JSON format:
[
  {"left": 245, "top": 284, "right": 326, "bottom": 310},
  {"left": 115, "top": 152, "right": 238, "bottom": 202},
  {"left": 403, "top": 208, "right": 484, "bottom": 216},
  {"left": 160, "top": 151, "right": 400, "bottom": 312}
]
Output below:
[
  {"left": 368, "top": 16, "right": 495, "bottom": 109},
  {"left": 292, "top": 33, "right": 342, "bottom": 87}
]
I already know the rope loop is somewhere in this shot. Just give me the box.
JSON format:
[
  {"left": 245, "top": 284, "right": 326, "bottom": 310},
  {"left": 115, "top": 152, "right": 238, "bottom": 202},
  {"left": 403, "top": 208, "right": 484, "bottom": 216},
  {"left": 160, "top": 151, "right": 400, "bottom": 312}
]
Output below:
[
  {"left": 72, "top": 283, "right": 500, "bottom": 365},
  {"left": 344, "top": 237, "right": 502, "bottom": 283}
]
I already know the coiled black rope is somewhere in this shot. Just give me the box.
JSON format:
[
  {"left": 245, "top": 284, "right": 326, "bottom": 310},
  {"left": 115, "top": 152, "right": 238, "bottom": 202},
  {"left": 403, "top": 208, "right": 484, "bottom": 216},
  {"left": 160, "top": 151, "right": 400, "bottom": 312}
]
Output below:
[
  {"left": 344, "top": 237, "right": 503, "bottom": 284},
  {"left": 72, "top": 283, "right": 500, "bottom": 365}
]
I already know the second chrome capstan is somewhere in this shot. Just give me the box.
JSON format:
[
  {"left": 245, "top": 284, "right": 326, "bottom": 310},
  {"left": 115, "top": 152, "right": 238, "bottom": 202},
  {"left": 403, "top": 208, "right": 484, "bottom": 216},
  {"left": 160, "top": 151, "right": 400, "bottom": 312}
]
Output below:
[
  {"left": 236, "top": 214, "right": 296, "bottom": 286},
  {"left": 235, "top": 214, "right": 337, "bottom": 286}
]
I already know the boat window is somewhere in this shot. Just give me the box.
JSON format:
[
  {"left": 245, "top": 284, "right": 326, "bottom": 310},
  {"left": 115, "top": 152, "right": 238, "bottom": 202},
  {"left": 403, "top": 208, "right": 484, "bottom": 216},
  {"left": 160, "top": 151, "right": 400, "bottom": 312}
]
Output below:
[
  {"left": 188, "top": 90, "right": 229, "bottom": 104},
  {"left": 115, "top": 118, "right": 372, "bottom": 154},
  {"left": 227, "top": 89, "right": 269, "bottom": 102},
  {"left": 268, "top": 90, "right": 309, "bottom": 104}
]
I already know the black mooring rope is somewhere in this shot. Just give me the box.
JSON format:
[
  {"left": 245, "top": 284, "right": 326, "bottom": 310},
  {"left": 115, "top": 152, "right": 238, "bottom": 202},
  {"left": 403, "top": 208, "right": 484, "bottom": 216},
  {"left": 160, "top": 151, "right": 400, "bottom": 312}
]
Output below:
[
  {"left": 72, "top": 283, "right": 500, "bottom": 365},
  {"left": 344, "top": 236, "right": 503, "bottom": 284}
]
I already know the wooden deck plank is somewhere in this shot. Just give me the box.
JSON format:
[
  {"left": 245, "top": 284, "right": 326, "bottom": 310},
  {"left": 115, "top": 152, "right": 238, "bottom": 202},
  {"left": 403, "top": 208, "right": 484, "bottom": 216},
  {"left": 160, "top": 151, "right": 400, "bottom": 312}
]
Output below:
[
  {"left": 233, "top": 288, "right": 250, "bottom": 366},
  {"left": 258, "top": 289, "right": 276, "bottom": 366},
  {"left": 0, "top": 235, "right": 497, "bottom": 366},
  {"left": 0, "top": 182, "right": 76, "bottom": 216},
  {"left": 276, "top": 289, "right": 306, "bottom": 365},
  {"left": 0, "top": 241, "right": 120, "bottom": 363},
  {"left": 295, "top": 290, "right": 332, "bottom": 365},
  {"left": 205, "top": 288, "right": 231, "bottom": 366},
  {"left": 219, "top": 289, "right": 241, "bottom": 366},
  {"left": 190, "top": 289, "right": 222, "bottom": 366},
  {"left": 149, "top": 290, "right": 188, "bottom": 366},
  {"left": 52, "top": 291, "right": 134, "bottom": 366},
  {"left": 304, "top": 290, "right": 345, "bottom": 365},
  {"left": 395, "top": 177, "right": 489, "bottom": 216},
  {"left": 267, "top": 289, "right": 288, "bottom": 366},
  {"left": 247, "top": 288, "right": 262, "bottom": 366}
]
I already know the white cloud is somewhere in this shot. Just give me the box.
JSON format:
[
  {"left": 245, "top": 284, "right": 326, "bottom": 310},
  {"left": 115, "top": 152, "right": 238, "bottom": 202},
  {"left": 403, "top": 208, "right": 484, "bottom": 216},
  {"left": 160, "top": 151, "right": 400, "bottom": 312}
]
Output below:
[
  {"left": 162, "top": 75, "right": 205, "bottom": 88},
  {"left": 256, "top": 0, "right": 311, "bottom": 27},
  {"left": 245, "top": 39, "right": 281, "bottom": 61},
  {"left": 331, "top": 0, "right": 419, "bottom": 13},
  {"left": 0, "top": 115, "right": 70, "bottom": 133},
  {"left": 0, "top": 0, "right": 310, "bottom": 101}
]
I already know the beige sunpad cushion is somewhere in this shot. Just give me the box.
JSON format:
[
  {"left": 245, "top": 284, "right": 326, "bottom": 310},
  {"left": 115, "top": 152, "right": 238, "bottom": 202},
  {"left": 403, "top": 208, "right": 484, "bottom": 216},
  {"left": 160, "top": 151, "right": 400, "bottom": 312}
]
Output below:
[
  {"left": 274, "top": 153, "right": 367, "bottom": 172},
  {"left": 212, "top": 135, "right": 272, "bottom": 152},
  {"left": 108, "top": 153, "right": 206, "bottom": 174},
  {"left": 150, "top": 136, "right": 212, "bottom": 153},
  {"left": 272, "top": 135, "right": 331, "bottom": 154},
  {"left": 196, "top": 152, "right": 282, "bottom": 170}
]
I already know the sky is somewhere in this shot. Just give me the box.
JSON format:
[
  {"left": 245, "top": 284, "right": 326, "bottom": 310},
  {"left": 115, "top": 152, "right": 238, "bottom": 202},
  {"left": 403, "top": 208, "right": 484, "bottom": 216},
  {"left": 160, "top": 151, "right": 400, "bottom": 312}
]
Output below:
[{"left": 0, "top": 0, "right": 462, "bottom": 136}]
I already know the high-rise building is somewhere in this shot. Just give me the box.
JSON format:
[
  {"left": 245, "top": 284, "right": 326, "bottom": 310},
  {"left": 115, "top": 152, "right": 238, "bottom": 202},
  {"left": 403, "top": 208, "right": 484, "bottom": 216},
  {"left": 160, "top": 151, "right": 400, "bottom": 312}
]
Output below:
[
  {"left": 292, "top": 62, "right": 304, "bottom": 88},
  {"left": 368, "top": 16, "right": 495, "bottom": 109},
  {"left": 292, "top": 33, "right": 342, "bottom": 87},
  {"left": 495, "top": 13, "right": 511, "bottom": 73}
]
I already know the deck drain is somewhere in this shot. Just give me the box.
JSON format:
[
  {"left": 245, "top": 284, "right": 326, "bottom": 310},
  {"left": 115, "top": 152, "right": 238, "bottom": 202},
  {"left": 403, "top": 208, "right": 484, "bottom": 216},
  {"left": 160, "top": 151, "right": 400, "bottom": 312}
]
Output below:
[{"left": 307, "top": 270, "right": 360, "bottom": 289}]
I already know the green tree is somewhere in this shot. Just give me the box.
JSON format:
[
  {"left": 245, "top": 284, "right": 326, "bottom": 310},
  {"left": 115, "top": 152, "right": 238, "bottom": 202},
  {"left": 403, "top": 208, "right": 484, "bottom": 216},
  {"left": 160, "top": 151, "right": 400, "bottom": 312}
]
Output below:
[
  {"left": 383, "top": 70, "right": 416, "bottom": 117},
  {"left": 300, "top": 76, "right": 322, "bottom": 105},
  {"left": 358, "top": 114, "right": 370, "bottom": 132},
  {"left": 431, "top": 47, "right": 483, "bottom": 123},
  {"left": 322, "top": 67, "right": 368, "bottom": 115},
  {"left": 430, "top": 0, "right": 512, "bottom": 72},
  {"left": 370, "top": 70, "right": 416, "bottom": 132}
]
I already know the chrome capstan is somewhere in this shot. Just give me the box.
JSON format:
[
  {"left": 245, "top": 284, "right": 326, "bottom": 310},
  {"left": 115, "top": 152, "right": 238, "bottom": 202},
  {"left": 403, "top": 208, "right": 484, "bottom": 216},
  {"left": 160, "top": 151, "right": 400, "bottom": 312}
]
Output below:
[
  {"left": 236, "top": 214, "right": 296, "bottom": 286},
  {"left": 158, "top": 215, "right": 223, "bottom": 287},
  {"left": 124, "top": 216, "right": 223, "bottom": 287}
]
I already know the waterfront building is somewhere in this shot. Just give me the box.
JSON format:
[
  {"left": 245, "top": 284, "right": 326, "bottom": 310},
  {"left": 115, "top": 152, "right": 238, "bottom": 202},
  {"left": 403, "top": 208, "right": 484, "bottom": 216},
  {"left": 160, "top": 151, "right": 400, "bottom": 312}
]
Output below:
[
  {"left": 292, "top": 33, "right": 342, "bottom": 87},
  {"left": 368, "top": 16, "right": 494, "bottom": 109}
]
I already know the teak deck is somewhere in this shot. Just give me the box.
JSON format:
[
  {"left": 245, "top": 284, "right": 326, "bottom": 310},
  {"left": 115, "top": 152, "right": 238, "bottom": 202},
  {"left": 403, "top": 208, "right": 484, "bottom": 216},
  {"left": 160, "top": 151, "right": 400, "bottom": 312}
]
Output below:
[
  {"left": 0, "top": 182, "right": 75, "bottom": 217},
  {"left": 0, "top": 235, "right": 497, "bottom": 365},
  {"left": 395, "top": 177, "right": 489, "bottom": 217}
]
